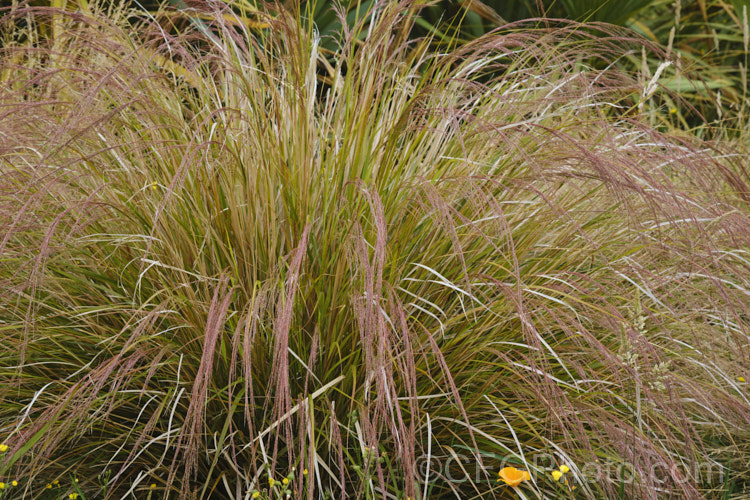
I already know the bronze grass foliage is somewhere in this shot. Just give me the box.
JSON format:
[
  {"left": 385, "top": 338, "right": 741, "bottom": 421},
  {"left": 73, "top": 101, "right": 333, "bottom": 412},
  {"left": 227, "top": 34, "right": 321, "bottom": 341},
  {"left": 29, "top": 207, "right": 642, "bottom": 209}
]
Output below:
[{"left": 0, "top": 1, "right": 749, "bottom": 498}]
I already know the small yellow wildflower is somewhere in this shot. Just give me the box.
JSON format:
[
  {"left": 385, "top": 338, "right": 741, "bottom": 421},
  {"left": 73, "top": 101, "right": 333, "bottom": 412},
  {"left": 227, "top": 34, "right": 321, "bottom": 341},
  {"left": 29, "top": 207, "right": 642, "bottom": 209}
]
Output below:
[
  {"left": 559, "top": 465, "right": 570, "bottom": 473},
  {"left": 11, "top": 481, "right": 17, "bottom": 487},
  {"left": 46, "top": 483, "right": 52, "bottom": 489},
  {"left": 0, "top": 444, "right": 7, "bottom": 452},
  {"left": 150, "top": 484, "right": 157, "bottom": 489},
  {"left": 498, "top": 467, "right": 531, "bottom": 487},
  {"left": 0, "top": 483, "right": 5, "bottom": 490},
  {"left": 552, "top": 470, "right": 563, "bottom": 481},
  {"left": 282, "top": 478, "right": 289, "bottom": 486},
  {"left": 669, "top": 108, "right": 677, "bottom": 114},
  {"left": 303, "top": 468, "right": 308, "bottom": 476},
  {"left": 69, "top": 494, "right": 79, "bottom": 500},
  {"left": 252, "top": 492, "right": 260, "bottom": 499},
  {"left": 739, "top": 376, "right": 746, "bottom": 383},
  {"left": 269, "top": 478, "right": 276, "bottom": 488},
  {"left": 53, "top": 480, "right": 60, "bottom": 485}
]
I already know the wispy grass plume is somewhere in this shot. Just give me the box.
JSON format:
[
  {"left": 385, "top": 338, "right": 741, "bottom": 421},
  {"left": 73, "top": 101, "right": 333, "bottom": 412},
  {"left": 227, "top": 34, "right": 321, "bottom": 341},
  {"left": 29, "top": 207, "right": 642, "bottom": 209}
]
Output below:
[{"left": 0, "top": 1, "right": 749, "bottom": 498}]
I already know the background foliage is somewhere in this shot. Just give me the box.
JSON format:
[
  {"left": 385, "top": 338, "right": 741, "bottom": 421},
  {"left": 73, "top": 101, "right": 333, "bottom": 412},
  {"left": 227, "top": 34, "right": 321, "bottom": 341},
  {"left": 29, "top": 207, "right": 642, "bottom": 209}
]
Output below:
[{"left": 15, "top": 0, "right": 750, "bottom": 138}]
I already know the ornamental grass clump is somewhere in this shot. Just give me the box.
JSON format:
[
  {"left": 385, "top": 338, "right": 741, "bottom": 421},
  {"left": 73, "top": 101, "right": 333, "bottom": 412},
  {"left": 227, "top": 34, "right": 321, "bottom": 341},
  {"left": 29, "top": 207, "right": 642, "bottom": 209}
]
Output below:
[{"left": 0, "top": 1, "right": 749, "bottom": 498}]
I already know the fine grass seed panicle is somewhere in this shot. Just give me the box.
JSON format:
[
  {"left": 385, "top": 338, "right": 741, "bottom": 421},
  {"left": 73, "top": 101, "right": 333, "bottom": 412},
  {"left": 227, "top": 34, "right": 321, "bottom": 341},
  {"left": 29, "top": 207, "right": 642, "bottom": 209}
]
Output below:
[{"left": 0, "top": 1, "right": 749, "bottom": 498}]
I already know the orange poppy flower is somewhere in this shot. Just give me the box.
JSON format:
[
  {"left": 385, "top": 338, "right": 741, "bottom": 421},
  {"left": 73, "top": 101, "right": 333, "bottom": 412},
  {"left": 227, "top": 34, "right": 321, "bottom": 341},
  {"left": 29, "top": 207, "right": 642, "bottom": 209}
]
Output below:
[{"left": 498, "top": 466, "right": 531, "bottom": 487}]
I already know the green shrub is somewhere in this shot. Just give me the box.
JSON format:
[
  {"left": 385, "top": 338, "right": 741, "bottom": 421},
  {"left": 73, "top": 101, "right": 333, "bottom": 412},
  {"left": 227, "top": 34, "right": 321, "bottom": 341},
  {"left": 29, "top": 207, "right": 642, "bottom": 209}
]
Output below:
[{"left": 0, "top": 1, "right": 749, "bottom": 498}]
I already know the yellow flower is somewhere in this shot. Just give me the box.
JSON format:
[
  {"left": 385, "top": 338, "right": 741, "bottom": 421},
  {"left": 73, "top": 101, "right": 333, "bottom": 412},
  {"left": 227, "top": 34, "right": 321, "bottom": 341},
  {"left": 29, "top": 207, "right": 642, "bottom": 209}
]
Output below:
[
  {"left": 669, "top": 108, "right": 677, "bottom": 114},
  {"left": 498, "top": 467, "right": 531, "bottom": 487},
  {"left": 282, "top": 478, "right": 289, "bottom": 485},
  {"left": 252, "top": 492, "right": 260, "bottom": 499},
  {"left": 69, "top": 494, "right": 79, "bottom": 500},
  {"left": 552, "top": 470, "right": 563, "bottom": 481},
  {"left": 0, "top": 483, "right": 5, "bottom": 490},
  {"left": 0, "top": 444, "right": 7, "bottom": 452},
  {"left": 303, "top": 468, "right": 308, "bottom": 476},
  {"left": 150, "top": 484, "right": 157, "bottom": 489},
  {"left": 269, "top": 478, "right": 276, "bottom": 488},
  {"left": 559, "top": 465, "right": 570, "bottom": 473},
  {"left": 53, "top": 480, "right": 60, "bottom": 485},
  {"left": 11, "top": 481, "right": 17, "bottom": 487},
  {"left": 46, "top": 484, "right": 52, "bottom": 489},
  {"left": 739, "top": 376, "right": 746, "bottom": 383}
]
